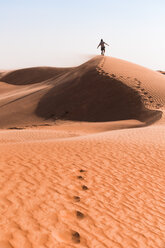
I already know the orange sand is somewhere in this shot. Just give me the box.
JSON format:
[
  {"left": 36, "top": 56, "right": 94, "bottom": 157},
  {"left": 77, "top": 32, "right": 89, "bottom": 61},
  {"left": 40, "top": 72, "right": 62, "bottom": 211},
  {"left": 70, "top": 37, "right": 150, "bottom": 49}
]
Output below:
[{"left": 0, "top": 56, "right": 165, "bottom": 248}]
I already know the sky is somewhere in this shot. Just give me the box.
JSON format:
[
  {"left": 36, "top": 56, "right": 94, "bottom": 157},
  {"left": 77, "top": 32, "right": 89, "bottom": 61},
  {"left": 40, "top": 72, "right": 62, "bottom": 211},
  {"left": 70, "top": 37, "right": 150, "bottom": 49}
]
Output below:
[{"left": 0, "top": 0, "right": 165, "bottom": 70}]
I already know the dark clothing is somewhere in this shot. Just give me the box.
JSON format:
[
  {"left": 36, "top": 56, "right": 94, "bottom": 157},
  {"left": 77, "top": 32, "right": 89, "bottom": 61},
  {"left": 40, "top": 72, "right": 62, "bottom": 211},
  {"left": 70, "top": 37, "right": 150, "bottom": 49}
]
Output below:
[{"left": 97, "top": 40, "right": 109, "bottom": 55}]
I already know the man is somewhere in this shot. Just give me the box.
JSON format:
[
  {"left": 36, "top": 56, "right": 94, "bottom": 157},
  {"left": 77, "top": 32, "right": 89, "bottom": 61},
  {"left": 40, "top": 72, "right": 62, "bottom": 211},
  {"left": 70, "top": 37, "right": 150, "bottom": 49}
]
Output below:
[{"left": 97, "top": 39, "right": 109, "bottom": 55}]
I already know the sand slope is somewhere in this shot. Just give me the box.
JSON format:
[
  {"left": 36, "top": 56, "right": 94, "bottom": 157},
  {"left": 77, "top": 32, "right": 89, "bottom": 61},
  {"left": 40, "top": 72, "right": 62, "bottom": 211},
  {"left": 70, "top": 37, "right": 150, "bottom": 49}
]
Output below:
[
  {"left": 0, "top": 56, "right": 165, "bottom": 128},
  {"left": 0, "top": 56, "right": 165, "bottom": 248}
]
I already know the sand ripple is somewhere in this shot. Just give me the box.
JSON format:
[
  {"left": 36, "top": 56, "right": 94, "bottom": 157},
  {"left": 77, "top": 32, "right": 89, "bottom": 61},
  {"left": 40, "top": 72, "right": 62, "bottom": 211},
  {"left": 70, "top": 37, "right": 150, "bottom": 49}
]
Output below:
[{"left": 0, "top": 125, "right": 164, "bottom": 247}]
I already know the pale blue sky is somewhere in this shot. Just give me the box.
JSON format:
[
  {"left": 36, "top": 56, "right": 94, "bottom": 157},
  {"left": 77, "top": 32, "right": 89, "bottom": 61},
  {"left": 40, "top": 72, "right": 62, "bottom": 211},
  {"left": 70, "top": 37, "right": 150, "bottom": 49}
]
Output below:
[{"left": 0, "top": 0, "right": 164, "bottom": 70}]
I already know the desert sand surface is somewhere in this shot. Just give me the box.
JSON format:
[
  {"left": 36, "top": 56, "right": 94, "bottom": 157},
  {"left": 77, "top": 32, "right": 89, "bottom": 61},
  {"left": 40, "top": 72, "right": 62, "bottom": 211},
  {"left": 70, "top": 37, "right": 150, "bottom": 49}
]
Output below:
[{"left": 0, "top": 56, "right": 165, "bottom": 248}]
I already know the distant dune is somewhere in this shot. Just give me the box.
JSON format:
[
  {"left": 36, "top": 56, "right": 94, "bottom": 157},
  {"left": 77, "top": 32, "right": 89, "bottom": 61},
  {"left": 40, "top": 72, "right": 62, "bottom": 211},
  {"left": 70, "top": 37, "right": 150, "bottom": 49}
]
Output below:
[
  {"left": 0, "top": 56, "right": 165, "bottom": 128},
  {"left": 158, "top": 70, "right": 165, "bottom": 75},
  {"left": 0, "top": 66, "right": 73, "bottom": 85}
]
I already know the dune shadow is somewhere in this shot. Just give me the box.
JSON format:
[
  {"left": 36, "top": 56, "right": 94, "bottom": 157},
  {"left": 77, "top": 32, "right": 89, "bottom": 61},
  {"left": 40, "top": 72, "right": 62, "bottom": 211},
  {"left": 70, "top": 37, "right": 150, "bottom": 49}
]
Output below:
[
  {"left": 36, "top": 62, "right": 162, "bottom": 125},
  {"left": 0, "top": 67, "right": 72, "bottom": 85}
]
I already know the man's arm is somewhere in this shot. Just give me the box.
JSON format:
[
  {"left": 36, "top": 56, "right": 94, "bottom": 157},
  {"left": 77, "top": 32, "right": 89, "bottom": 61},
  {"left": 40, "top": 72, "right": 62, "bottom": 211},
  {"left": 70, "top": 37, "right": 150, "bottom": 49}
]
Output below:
[
  {"left": 105, "top": 42, "right": 109, "bottom": 46},
  {"left": 97, "top": 43, "right": 101, "bottom": 48}
]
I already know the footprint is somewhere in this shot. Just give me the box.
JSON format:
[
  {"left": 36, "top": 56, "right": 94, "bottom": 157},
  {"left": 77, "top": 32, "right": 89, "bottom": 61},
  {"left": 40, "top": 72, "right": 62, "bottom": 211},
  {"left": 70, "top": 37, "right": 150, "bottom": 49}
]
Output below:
[
  {"left": 76, "top": 211, "right": 84, "bottom": 219},
  {"left": 148, "top": 96, "right": 152, "bottom": 99},
  {"left": 53, "top": 226, "right": 81, "bottom": 244},
  {"left": 135, "top": 85, "right": 140, "bottom": 88},
  {"left": 77, "top": 176, "right": 84, "bottom": 180},
  {"left": 72, "top": 231, "right": 80, "bottom": 243},
  {"left": 79, "top": 169, "right": 86, "bottom": 173},
  {"left": 110, "top": 74, "right": 116, "bottom": 78},
  {"left": 82, "top": 185, "right": 88, "bottom": 191},
  {"left": 156, "top": 104, "right": 163, "bottom": 108},
  {"left": 144, "top": 92, "right": 148, "bottom": 95},
  {"left": 141, "top": 88, "right": 145, "bottom": 91},
  {"left": 74, "top": 196, "right": 80, "bottom": 202}
]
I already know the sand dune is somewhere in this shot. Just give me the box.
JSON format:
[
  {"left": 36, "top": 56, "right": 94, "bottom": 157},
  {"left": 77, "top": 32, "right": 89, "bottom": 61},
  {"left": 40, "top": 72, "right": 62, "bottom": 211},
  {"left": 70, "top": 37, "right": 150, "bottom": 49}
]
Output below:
[
  {"left": 0, "top": 56, "right": 165, "bottom": 248},
  {"left": 0, "top": 56, "right": 165, "bottom": 128},
  {"left": 158, "top": 71, "right": 165, "bottom": 75},
  {"left": 0, "top": 66, "right": 72, "bottom": 85}
]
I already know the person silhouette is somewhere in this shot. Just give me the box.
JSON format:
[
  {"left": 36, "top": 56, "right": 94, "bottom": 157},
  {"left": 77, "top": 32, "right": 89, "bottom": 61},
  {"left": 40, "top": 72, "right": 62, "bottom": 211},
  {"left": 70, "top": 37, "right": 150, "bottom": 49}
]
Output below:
[{"left": 97, "top": 39, "right": 109, "bottom": 55}]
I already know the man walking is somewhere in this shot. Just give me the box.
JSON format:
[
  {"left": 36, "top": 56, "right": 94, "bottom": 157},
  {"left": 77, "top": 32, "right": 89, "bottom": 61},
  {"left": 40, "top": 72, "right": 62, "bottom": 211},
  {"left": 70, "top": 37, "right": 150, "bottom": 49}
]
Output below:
[{"left": 97, "top": 39, "right": 109, "bottom": 55}]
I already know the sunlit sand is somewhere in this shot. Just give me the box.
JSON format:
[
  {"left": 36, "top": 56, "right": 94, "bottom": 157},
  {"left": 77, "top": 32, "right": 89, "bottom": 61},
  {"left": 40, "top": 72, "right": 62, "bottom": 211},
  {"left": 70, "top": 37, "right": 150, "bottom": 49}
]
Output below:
[{"left": 0, "top": 56, "right": 164, "bottom": 248}]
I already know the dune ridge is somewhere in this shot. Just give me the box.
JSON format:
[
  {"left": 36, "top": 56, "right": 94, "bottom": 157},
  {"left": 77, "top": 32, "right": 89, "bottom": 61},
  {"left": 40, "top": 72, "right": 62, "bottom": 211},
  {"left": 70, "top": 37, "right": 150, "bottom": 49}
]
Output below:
[
  {"left": 158, "top": 70, "right": 165, "bottom": 75},
  {"left": 0, "top": 56, "right": 165, "bottom": 247}
]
